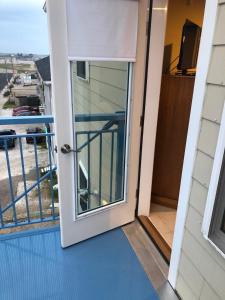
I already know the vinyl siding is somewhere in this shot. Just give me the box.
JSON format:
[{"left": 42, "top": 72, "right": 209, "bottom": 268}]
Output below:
[
  {"left": 72, "top": 62, "right": 128, "bottom": 117},
  {"left": 176, "top": 2, "right": 225, "bottom": 299}
]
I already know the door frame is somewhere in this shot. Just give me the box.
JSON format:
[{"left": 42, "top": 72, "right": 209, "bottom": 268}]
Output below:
[
  {"left": 137, "top": 0, "right": 218, "bottom": 288},
  {"left": 138, "top": 0, "right": 168, "bottom": 216}
]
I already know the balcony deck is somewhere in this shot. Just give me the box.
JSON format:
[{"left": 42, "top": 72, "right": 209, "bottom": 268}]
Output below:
[
  {"left": 0, "top": 220, "right": 179, "bottom": 300},
  {"left": 0, "top": 223, "right": 159, "bottom": 300},
  {"left": 0, "top": 116, "right": 178, "bottom": 300}
]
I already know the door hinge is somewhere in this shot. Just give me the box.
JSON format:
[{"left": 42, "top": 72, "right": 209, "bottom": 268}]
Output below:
[{"left": 140, "top": 115, "right": 144, "bottom": 127}]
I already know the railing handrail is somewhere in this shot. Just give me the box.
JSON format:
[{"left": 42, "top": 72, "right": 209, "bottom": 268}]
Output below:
[
  {"left": 0, "top": 115, "right": 54, "bottom": 125},
  {"left": 77, "top": 128, "right": 118, "bottom": 135},
  {"left": 0, "top": 112, "right": 125, "bottom": 126},
  {"left": 75, "top": 112, "right": 125, "bottom": 122},
  {"left": 76, "top": 112, "right": 125, "bottom": 153},
  {"left": 0, "top": 132, "right": 54, "bottom": 139}
]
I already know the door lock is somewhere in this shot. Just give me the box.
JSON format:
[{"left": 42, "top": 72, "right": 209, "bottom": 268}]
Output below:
[{"left": 61, "top": 144, "right": 80, "bottom": 154}]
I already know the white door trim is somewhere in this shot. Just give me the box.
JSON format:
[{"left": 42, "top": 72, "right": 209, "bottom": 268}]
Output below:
[
  {"left": 138, "top": 0, "right": 169, "bottom": 215},
  {"left": 137, "top": 0, "right": 218, "bottom": 288},
  {"left": 168, "top": 0, "right": 218, "bottom": 288}
]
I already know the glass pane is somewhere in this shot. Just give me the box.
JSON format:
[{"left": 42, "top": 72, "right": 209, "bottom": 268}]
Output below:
[{"left": 71, "top": 61, "right": 130, "bottom": 215}]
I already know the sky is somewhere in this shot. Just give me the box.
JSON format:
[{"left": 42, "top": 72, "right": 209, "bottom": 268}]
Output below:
[{"left": 0, "top": 0, "right": 49, "bottom": 55}]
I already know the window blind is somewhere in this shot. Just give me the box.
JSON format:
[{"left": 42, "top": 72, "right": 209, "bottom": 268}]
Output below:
[{"left": 66, "top": 0, "right": 139, "bottom": 61}]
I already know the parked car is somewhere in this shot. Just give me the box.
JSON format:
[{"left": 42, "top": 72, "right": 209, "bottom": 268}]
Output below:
[
  {"left": 16, "top": 111, "right": 41, "bottom": 117},
  {"left": 12, "top": 106, "right": 39, "bottom": 116},
  {"left": 26, "top": 128, "right": 46, "bottom": 144},
  {"left": 3, "top": 90, "right": 10, "bottom": 97},
  {"left": 0, "top": 130, "right": 16, "bottom": 149},
  {"left": 13, "top": 106, "right": 31, "bottom": 112}
]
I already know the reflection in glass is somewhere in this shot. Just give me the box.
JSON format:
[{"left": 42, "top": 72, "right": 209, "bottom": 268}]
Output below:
[{"left": 72, "top": 61, "right": 129, "bottom": 214}]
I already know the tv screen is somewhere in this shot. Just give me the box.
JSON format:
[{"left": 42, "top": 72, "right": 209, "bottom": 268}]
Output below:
[{"left": 177, "top": 19, "right": 201, "bottom": 71}]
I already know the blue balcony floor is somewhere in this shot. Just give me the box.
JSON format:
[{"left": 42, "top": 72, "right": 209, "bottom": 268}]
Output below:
[{"left": 0, "top": 226, "right": 159, "bottom": 300}]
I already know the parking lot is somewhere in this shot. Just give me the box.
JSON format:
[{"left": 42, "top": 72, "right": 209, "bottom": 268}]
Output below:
[{"left": 0, "top": 93, "right": 50, "bottom": 216}]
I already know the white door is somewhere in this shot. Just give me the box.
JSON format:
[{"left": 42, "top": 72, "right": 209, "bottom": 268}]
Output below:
[{"left": 46, "top": 0, "right": 148, "bottom": 247}]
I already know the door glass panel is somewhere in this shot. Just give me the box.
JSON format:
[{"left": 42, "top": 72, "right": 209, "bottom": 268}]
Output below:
[{"left": 71, "top": 61, "right": 130, "bottom": 215}]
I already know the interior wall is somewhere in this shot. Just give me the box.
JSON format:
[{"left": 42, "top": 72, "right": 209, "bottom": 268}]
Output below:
[{"left": 163, "top": 0, "right": 205, "bottom": 72}]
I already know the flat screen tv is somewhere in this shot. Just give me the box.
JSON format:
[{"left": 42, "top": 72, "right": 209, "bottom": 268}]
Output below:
[{"left": 177, "top": 19, "right": 201, "bottom": 72}]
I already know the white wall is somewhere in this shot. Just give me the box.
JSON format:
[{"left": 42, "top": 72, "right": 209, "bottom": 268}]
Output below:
[{"left": 164, "top": 0, "right": 205, "bottom": 71}]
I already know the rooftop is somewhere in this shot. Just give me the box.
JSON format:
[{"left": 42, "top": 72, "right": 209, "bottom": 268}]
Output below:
[
  {"left": 0, "top": 73, "right": 12, "bottom": 91},
  {"left": 35, "top": 56, "right": 51, "bottom": 82},
  {"left": 11, "top": 85, "right": 39, "bottom": 97}
]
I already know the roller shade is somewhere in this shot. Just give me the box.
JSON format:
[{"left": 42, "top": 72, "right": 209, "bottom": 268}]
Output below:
[{"left": 66, "top": 0, "right": 139, "bottom": 61}]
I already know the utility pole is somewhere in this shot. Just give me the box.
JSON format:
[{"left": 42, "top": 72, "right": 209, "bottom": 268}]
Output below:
[
  {"left": 5, "top": 57, "right": 9, "bottom": 83},
  {"left": 11, "top": 55, "right": 15, "bottom": 75}
]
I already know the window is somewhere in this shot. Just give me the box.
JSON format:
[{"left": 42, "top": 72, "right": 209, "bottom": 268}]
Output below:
[
  {"left": 208, "top": 152, "right": 225, "bottom": 253},
  {"left": 76, "top": 61, "right": 89, "bottom": 81},
  {"left": 72, "top": 60, "right": 130, "bottom": 215}
]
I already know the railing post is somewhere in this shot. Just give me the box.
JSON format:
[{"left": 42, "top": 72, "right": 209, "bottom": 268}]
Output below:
[
  {"left": 115, "top": 119, "right": 125, "bottom": 200},
  {"left": 0, "top": 116, "right": 58, "bottom": 230}
]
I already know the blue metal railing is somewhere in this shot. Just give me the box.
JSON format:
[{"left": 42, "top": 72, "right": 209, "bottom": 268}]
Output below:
[
  {"left": 0, "top": 112, "right": 126, "bottom": 228},
  {"left": 75, "top": 112, "right": 126, "bottom": 213},
  {"left": 0, "top": 115, "right": 54, "bottom": 125},
  {"left": 0, "top": 116, "right": 58, "bottom": 229}
]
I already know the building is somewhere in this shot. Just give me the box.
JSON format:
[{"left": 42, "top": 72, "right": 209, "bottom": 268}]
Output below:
[
  {"left": 10, "top": 84, "right": 40, "bottom": 107},
  {"left": 35, "top": 56, "right": 52, "bottom": 115}
]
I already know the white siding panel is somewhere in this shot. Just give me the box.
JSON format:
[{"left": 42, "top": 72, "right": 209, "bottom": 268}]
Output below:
[
  {"left": 182, "top": 230, "right": 225, "bottom": 299},
  {"left": 73, "top": 67, "right": 127, "bottom": 115},
  {"left": 214, "top": 4, "right": 225, "bottom": 45},
  {"left": 200, "top": 282, "right": 222, "bottom": 300},
  {"left": 189, "top": 179, "right": 207, "bottom": 216},
  {"left": 198, "top": 119, "right": 220, "bottom": 158},
  {"left": 193, "top": 151, "right": 213, "bottom": 188},
  {"left": 207, "top": 46, "right": 225, "bottom": 85},
  {"left": 202, "top": 84, "right": 225, "bottom": 123},
  {"left": 179, "top": 252, "right": 204, "bottom": 298},
  {"left": 176, "top": 275, "right": 198, "bottom": 300},
  {"left": 89, "top": 66, "right": 128, "bottom": 90},
  {"left": 186, "top": 206, "right": 225, "bottom": 273},
  {"left": 90, "top": 61, "right": 128, "bottom": 71}
]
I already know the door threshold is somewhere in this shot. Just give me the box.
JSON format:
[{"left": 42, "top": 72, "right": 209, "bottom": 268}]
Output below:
[
  {"left": 123, "top": 220, "right": 180, "bottom": 299},
  {"left": 138, "top": 215, "right": 171, "bottom": 262}
]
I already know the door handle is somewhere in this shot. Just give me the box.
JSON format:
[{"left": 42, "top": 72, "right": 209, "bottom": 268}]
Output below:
[{"left": 61, "top": 144, "right": 80, "bottom": 154}]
